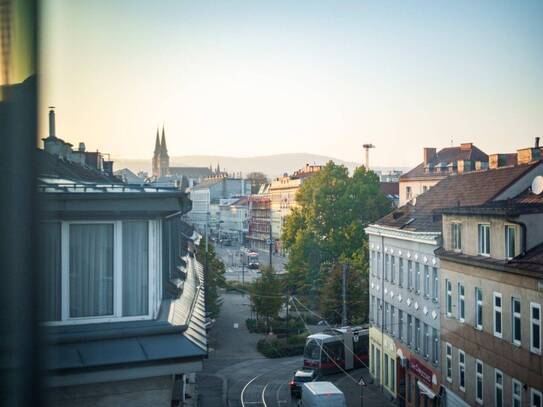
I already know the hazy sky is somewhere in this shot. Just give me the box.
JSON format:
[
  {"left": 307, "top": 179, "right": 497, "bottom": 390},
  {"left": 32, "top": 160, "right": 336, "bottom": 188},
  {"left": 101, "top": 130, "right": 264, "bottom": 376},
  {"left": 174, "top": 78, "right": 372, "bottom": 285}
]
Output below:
[{"left": 40, "top": 0, "right": 543, "bottom": 167}]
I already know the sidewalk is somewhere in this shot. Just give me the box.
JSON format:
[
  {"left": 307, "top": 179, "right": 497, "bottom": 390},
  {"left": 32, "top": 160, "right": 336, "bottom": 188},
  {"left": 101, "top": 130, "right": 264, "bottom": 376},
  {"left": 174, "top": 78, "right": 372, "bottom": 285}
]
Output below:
[{"left": 334, "top": 368, "right": 397, "bottom": 407}]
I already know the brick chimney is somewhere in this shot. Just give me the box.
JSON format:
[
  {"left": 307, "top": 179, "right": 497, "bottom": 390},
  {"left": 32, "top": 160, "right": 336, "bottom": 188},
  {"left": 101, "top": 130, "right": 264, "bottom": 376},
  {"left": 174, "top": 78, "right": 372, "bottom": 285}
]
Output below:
[
  {"left": 517, "top": 139, "right": 542, "bottom": 165},
  {"left": 460, "top": 143, "right": 473, "bottom": 151},
  {"left": 423, "top": 148, "right": 437, "bottom": 166}
]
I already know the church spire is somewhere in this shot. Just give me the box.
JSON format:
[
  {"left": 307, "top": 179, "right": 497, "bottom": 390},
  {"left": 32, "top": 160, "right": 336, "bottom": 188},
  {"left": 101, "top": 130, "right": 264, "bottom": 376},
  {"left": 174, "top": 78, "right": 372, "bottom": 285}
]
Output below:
[
  {"left": 154, "top": 127, "right": 160, "bottom": 154},
  {"left": 160, "top": 125, "right": 168, "bottom": 154}
]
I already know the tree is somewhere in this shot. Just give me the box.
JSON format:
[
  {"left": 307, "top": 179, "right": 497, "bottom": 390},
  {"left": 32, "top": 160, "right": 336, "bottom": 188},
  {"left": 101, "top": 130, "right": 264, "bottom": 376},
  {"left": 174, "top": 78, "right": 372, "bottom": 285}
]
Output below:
[
  {"left": 250, "top": 266, "right": 283, "bottom": 331},
  {"left": 281, "top": 161, "right": 391, "bottom": 321},
  {"left": 195, "top": 240, "right": 226, "bottom": 318},
  {"left": 246, "top": 172, "right": 269, "bottom": 194}
]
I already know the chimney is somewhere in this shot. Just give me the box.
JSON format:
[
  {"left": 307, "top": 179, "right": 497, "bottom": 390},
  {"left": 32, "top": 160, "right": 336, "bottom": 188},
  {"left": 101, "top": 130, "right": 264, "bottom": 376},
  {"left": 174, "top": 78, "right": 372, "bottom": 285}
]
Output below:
[
  {"left": 78, "top": 142, "right": 86, "bottom": 152},
  {"left": 102, "top": 160, "right": 114, "bottom": 176},
  {"left": 517, "top": 147, "right": 541, "bottom": 165},
  {"left": 423, "top": 148, "right": 437, "bottom": 166},
  {"left": 460, "top": 143, "right": 473, "bottom": 151},
  {"left": 536, "top": 137, "right": 540, "bottom": 148},
  {"left": 48, "top": 106, "right": 56, "bottom": 138}
]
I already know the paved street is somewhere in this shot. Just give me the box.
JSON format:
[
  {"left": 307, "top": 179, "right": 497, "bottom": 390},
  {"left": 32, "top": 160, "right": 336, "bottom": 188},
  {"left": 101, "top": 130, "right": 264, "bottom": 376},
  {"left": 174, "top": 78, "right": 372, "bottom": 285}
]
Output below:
[{"left": 197, "top": 292, "right": 395, "bottom": 407}]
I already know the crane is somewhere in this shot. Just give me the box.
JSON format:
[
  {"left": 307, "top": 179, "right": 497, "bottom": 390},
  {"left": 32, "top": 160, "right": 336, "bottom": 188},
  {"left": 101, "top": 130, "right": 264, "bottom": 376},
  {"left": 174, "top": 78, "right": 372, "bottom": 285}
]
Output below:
[{"left": 362, "top": 144, "right": 375, "bottom": 169}]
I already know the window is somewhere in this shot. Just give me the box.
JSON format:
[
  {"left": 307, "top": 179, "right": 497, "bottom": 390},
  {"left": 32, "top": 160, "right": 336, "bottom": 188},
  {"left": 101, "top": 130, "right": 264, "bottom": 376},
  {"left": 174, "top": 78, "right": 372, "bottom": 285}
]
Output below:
[
  {"left": 415, "top": 318, "right": 421, "bottom": 351},
  {"left": 423, "top": 265, "right": 430, "bottom": 297},
  {"left": 476, "top": 359, "right": 484, "bottom": 404},
  {"left": 376, "top": 252, "right": 381, "bottom": 279},
  {"left": 531, "top": 389, "right": 542, "bottom": 407},
  {"left": 478, "top": 224, "right": 491, "bottom": 256},
  {"left": 445, "top": 343, "right": 452, "bottom": 382},
  {"left": 458, "top": 283, "right": 465, "bottom": 322},
  {"left": 432, "top": 328, "right": 439, "bottom": 365},
  {"left": 407, "top": 314, "right": 413, "bottom": 346},
  {"left": 423, "top": 185, "right": 428, "bottom": 193},
  {"left": 505, "top": 225, "right": 516, "bottom": 259},
  {"left": 384, "top": 354, "right": 389, "bottom": 387},
  {"left": 399, "top": 258, "right": 404, "bottom": 287},
  {"left": 389, "top": 357, "right": 395, "bottom": 391},
  {"left": 371, "top": 251, "right": 375, "bottom": 276},
  {"left": 406, "top": 186, "right": 412, "bottom": 200},
  {"left": 391, "top": 255, "right": 396, "bottom": 283},
  {"left": 432, "top": 267, "right": 438, "bottom": 301},
  {"left": 376, "top": 299, "right": 381, "bottom": 327},
  {"left": 385, "top": 302, "right": 390, "bottom": 332},
  {"left": 370, "top": 295, "right": 375, "bottom": 322},
  {"left": 398, "top": 310, "right": 404, "bottom": 341},
  {"left": 494, "top": 292, "right": 503, "bottom": 338},
  {"left": 423, "top": 323, "right": 429, "bottom": 358},
  {"left": 458, "top": 350, "right": 465, "bottom": 391},
  {"left": 446, "top": 279, "right": 452, "bottom": 317},
  {"left": 531, "top": 303, "right": 541, "bottom": 354},
  {"left": 512, "top": 379, "right": 522, "bottom": 407},
  {"left": 512, "top": 297, "right": 521, "bottom": 345},
  {"left": 407, "top": 260, "right": 413, "bottom": 290},
  {"left": 452, "top": 223, "right": 462, "bottom": 251},
  {"left": 391, "top": 306, "right": 396, "bottom": 336},
  {"left": 385, "top": 254, "right": 390, "bottom": 281},
  {"left": 495, "top": 369, "right": 503, "bottom": 407},
  {"left": 40, "top": 222, "right": 62, "bottom": 321},
  {"left": 415, "top": 262, "right": 421, "bottom": 293},
  {"left": 475, "top": 287, "right": 483, "bottom": 329}
]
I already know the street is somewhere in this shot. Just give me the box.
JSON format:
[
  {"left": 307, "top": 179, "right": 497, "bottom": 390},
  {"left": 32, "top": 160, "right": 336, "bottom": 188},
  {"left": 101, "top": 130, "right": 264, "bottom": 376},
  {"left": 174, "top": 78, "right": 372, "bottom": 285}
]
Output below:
[{"left": 197, "top": 292, "right": 396, "bottom": 407}]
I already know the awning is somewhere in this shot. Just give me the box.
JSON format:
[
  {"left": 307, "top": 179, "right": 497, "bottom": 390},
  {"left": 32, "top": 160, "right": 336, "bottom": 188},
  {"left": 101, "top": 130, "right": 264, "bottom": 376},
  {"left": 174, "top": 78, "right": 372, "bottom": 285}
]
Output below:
[{"left": 417, "top": 381, "right": 436, "bottom": 399}]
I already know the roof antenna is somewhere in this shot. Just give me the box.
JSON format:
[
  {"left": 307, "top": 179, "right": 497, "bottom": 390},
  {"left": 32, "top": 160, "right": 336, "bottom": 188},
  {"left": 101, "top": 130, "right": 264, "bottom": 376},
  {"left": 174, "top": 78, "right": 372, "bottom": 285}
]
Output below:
[{"left": 451, "top": 138, "right": 453, "bottom": 147}]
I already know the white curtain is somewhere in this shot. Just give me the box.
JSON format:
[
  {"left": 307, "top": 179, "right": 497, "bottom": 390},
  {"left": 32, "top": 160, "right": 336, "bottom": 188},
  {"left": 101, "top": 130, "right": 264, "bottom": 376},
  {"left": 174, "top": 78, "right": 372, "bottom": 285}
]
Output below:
[
  {"left": 69, "top": 224, "right": 114, "bottom": 317},
  {"left": 40, "top": 222, "right": 61, "bottom": 321},
  {"left": 122, "top": 221, "right": 149, "bottom": 316}
]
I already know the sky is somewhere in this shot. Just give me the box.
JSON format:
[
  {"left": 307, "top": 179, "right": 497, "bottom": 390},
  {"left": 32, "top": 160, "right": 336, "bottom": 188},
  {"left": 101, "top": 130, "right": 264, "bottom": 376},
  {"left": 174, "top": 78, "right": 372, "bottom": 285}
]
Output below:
[{"left": 39, "top": 0, "right": 543, "bottom": 167}]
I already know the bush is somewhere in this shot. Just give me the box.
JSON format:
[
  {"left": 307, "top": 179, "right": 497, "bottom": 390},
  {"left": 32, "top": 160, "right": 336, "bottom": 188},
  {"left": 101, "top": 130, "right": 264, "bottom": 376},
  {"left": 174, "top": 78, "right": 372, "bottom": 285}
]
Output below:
[
  {"left": 245, "top": 317, "right": 305, "bottom": 335},
  {"left": 257, "top": 338, "right": 306, "bottom": 358}
]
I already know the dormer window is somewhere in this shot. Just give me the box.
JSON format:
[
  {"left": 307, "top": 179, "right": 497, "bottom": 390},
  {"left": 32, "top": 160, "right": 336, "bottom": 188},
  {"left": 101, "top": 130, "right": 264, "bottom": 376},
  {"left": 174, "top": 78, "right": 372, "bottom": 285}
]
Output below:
[
  {"left": 451, "top": 223, "right": 462, "bottom": 251},
  {"left": 505, "top": 225, "right": 516, "bottom": 259},
  {"left": 478, "top": 224, "right": 490, "bottom": 256}
]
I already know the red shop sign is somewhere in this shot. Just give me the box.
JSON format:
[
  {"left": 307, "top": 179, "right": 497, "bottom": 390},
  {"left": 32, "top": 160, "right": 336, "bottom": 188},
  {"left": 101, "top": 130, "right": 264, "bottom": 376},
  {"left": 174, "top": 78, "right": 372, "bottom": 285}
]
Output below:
[{"left": 410, "top": 357, "right": 433, "bottom": 385}]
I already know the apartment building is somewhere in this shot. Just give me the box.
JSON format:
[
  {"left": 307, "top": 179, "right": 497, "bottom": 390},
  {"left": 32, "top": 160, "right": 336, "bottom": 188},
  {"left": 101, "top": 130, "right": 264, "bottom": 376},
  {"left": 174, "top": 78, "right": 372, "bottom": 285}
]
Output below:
[
  {"left": 247, "top": 184, "right": 271, "bottom": 251},
  {"left": 437, "top": 180, "right": 543, "bottom": 407},
  {"left": 367, "top": 156, "right": 543, "bottom": 407}
]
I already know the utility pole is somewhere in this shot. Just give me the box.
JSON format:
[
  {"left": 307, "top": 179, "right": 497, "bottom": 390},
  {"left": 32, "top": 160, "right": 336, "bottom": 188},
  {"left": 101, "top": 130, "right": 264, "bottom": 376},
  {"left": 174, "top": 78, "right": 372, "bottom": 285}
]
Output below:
[
  {"left": 342, "top": 263, "right": 348, "bottom": 326},
  {"left": 285, "top": 287, "right": 290, "bottom": 339}
]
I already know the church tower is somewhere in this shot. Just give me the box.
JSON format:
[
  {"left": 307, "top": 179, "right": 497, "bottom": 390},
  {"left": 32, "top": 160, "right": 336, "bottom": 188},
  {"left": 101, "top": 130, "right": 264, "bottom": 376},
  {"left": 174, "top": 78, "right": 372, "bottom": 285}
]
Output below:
[
  {"left": 159, "top": 126, "right": 170, "bottom": 177},
  {"left": 152, "top": 128, "right": 160, "bottom": 177}
]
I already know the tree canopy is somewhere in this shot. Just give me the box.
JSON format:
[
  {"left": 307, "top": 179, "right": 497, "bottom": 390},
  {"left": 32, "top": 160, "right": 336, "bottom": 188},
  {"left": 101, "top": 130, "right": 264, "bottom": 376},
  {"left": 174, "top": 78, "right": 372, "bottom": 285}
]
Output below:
[
  {"left": 246, "top": 171, "right": 269, "bottom": 194},
  {"left": 195, "top": 240, "right": 226, "bottom": 318},
  {"left": 281, "top": 161, "right": 391, "bottom": 321},
  {"left": 250, "top": 266, "right": 283, "bottom": 330}
]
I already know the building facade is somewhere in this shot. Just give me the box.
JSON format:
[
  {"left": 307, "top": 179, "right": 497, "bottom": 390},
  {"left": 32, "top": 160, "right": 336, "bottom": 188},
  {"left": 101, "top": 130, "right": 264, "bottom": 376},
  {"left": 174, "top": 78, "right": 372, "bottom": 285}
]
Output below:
[
  {"left": 437, "top": 187, "right": 543, "bottom": 407},
  {"left": 218, "top": 197, "right": 249, "bottom": 243},
  {"left": 247, "top": 185, "right": 271, "bottom": 252}
]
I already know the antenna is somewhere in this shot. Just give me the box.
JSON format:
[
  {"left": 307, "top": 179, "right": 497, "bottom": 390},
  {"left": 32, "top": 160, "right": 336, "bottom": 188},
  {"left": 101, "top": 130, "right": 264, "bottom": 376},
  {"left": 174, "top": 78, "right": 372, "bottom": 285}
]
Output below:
[{"left": 362, "top": 144, "right": 376, "bottom": 169}]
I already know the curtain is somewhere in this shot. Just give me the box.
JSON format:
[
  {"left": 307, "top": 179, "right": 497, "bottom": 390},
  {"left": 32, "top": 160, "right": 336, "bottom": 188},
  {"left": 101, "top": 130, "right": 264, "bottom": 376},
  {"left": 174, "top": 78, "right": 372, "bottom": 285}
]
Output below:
[
  {"left": 122, "top": 221, "right": 149, "bottom": 316},
  {"left": 69, "top": 224, "right": 114, "bottom": 317},
  {"left": 40, "top": 222, "right": 61, "bottom": 321}
]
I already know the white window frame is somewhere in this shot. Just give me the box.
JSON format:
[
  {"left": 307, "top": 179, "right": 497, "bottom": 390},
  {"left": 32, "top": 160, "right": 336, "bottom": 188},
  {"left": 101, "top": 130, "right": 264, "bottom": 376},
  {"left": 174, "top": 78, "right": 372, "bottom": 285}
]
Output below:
[
  {"left": 476, "top": 359, "right": 484, "bottom": 405},
  {"left": 452, "top": 222, "right": 462, "bottom": 251},
  {"left": 495, "top": 369, "right": 503, "bottom": 407},
  {"left": 385, "top": 254, "right": 390, "bottom": 281},
  {"left": 432, "top": 328, "right": 439, "bottom": 365},
  {"left": 423, "top": 323, "right": 430, "bottom": 359},
  {"left": 512, "top": 379, "right": 522, "bottom": 407},
  {"left": 494, "top": 292, "right": 503, "bottom": 338},
  {"left": 432, "top": 267, "right": 438, "bottom": 302},
  {"left": 407, "top": 260, "right": 413, "bottom": 290},
  {"left": 531, "top": 302, "right": 541, "bottom": 354},
  {"left": 458, "top": 283, "right": 465, "bottom": 323},
  {"left": 423, "top": 265, "right": 430, "bottom": 298},
  {"left": 445, "top": 342, "right": 452, "bottom": 382},
  {"left": 531, "top": 388, "right": 543, "bottom": 407},
  {"left": 505, "top": 225, "right": 516, "bottom": 260},
  {"left": 47, "top": 219, "right": 159, "bottom": 326},
  {"left": 458, "top": 349, "right": 465, "bottom": 392},
  {"left": 415, "top": 262, "right": 421, "bottom": 293},
  {"left": 399, "top": 257, "right": 404, "bottom": 287},
  {"left": 478, "top": 223, "right": 491, "bottom": 256},
  {"left": 512, "top": 297, "right": 522, "bottom": 346},
  {"left": 446, "top": 279, "right": 452, "bottom": 317},
  {"left": 391, "top": 255, "right": 396, "bottom": 283},
  {"left": 475, "top": 287, "right": 483, "bottom": 330}
]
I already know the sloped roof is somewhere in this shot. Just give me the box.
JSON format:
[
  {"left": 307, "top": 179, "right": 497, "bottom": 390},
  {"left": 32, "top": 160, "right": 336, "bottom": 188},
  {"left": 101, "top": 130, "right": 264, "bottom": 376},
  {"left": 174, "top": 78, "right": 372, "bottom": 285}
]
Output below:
[
  {"left": 377, "top": 162, "right": 541, "bottom": 232},
  {"left": 401, "top": 144, "right": 488, "bottom": 180},
  {"left": 170, "top": 166, "right": 212, "bottom": 178},
  {"left": 507, "top": 242, "right": 543, "bottom": 274},
  {"left": 380, "top": 182, "right": 399, "bottom": 195}
]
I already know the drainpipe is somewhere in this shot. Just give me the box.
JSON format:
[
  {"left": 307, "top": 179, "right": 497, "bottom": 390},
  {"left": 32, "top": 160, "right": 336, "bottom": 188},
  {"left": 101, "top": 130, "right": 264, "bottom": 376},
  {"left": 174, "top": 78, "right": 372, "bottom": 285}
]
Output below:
[
  {"left": 505, "top": 217, "right": 527, "bottom": 256},
  {"left": 381, "top": 233, "right": 385, "bottom": 393}
]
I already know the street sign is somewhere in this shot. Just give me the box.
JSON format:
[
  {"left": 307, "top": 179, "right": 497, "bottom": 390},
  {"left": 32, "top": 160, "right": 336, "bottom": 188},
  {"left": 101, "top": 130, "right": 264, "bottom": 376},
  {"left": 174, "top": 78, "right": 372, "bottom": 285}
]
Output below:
[
  {"left": 358, "top": 377, "right": 366, "bottom": 386},
  {"left": 266, "top": 238, "right": 275, "bottom": 245}
]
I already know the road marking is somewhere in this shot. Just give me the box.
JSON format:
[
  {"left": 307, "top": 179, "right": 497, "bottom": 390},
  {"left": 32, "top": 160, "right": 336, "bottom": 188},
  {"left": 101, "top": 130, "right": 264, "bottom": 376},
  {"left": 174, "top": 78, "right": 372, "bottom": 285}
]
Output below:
[
  {"left": 275, "top": 382, "right": 285, "bottom": 406},
  {"left": 261, "top": 383, "right": 269, "bottom": 407},
  {"left": 241, "top": 374, "right": 262, "bottom": 407}
]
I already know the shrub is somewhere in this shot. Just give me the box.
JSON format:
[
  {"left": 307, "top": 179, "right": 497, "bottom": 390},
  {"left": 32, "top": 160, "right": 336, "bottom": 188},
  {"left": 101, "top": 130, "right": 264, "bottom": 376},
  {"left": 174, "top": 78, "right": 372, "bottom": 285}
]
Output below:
[{"left": 257, "top": 338, "right": 306, "bottom": 358}]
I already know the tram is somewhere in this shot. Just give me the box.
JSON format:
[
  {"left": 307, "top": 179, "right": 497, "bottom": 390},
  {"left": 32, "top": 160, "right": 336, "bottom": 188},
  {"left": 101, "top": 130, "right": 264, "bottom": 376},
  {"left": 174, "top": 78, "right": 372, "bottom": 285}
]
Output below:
[{"left": 303, "top": 326, "right": 369, "bottom": 374}]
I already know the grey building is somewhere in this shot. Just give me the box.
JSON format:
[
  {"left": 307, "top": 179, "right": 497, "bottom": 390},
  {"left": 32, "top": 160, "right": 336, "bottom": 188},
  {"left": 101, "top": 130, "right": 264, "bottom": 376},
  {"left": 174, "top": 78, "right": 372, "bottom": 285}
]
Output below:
[{"left": 38, "top": 142, "right": 206, "bottom": 406}]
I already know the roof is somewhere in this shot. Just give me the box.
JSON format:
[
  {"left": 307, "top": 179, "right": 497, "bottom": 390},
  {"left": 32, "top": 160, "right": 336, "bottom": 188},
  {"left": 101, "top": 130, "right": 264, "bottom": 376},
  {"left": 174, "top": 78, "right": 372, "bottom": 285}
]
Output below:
[
  {"left": 376, "top": 162, "right": 541, "bottom": 232},
  {"left": 38, "top": 149, "right": 121, "bottom": 184},
  {"left": 380, "top": 182, "right": 399, "bottom": 195},
  {"left": 507, "top": 242, "right": 543, "bottom": 274},
  {"left": 401, "top": 144, "right": 488, "bottom": 180},
  {"left": 169, "top": 166, "right": 213, "bottom": 178},
  {"left": 304, "top": 381, "right": 343, "bottom": 396},
  {"left": 114, "top": 168, "right": 145, "bottom": 184},
  {"left": 191, "top": 177, "right": 226, "bottom": 190}
]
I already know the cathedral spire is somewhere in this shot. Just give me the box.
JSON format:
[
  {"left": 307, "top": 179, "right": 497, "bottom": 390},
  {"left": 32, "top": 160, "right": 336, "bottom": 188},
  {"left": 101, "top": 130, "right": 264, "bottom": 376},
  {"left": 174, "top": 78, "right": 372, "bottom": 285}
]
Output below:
[
  {"left": 160, "top": 125, "right": 168, "bottom": 154},
  {"left": 154, "top": 127, "right": 160, "bottom": 154}
]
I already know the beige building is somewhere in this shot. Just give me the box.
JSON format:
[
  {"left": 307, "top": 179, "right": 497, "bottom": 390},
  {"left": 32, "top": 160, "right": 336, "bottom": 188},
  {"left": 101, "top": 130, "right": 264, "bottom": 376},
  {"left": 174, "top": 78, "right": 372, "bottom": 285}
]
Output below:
[
  {"left": 268, "top": 164, "right": 322, "bottom": 253},
  {"left": 437, "top": 181, "right": 543, "bottom": 407}
]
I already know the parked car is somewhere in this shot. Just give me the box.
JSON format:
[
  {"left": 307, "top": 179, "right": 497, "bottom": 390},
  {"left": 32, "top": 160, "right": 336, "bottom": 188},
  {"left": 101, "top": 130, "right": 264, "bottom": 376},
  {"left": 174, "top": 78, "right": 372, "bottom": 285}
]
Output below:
[
  {"left": 289, "top": 369, "right": 317, "bottom": 398},
  {"left": 301, "top": 381, "right": 346, "bottom": 406}
]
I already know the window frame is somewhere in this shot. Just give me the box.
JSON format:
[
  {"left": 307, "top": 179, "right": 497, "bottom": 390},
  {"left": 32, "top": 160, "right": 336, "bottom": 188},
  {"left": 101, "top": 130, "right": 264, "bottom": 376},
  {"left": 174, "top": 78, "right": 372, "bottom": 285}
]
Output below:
[
  {"left": 531, "top": 388, "right": 543, "bottom": 407},
  {"left": 399, "top": 257, "right": 404, "bottom": 287},
  {"left": 432, "top": 267, "right": 438, "bottom": 302},
  {"left": 512, "top": 297, "right": 522, "bottom": 346},
  {"left": 476, "top": 359, "right": 484, "bottom": 405},
  {"left": 458, "top": 282, "right": 465, "bottom": 323},
  {"left": 432, "top": 328, "right": 439, "bottom": 365},
  {"left": 475, "top": 287, "right": 483, "bottom": 330},
  {"left": 451, "top": 222, "right": 462, "bottom": 251},
  {"left": 458, "top": 349, "right": 465, "bottom": 392},
  {"left": 391, "top": 255, "right": 396, "bottom": 284},
  {"left": 415, "top": 262, "right": 421, "bottom": 294},
  {"left": 45, "top": 219, "right": 159, "bottom": 326},
  {"left": 446, "top": 279, "right": 452, "bottom": 317},
  {"left": 495, "top": 369, "right": 503, "bottom": 407},
  {"left": 445, "top": 342, "right": 452, "bottom": 382},
  {"left": 478, "top": 223, "right": 491, "bottom": 256},
  {"left": 423, "top": 265, "right": 430, "bottom": 298},
  {"left": 531, "top": 302, "right": 541, "bottom": 354},
  {"left": 494, "top": 292, "right": 503, "bottom": 338},
  {"left": 505, "top": 225, "right": 516, "bottom": 260},
  {"left": 512, "top": 379, "right": 522, "bottom": 407}
]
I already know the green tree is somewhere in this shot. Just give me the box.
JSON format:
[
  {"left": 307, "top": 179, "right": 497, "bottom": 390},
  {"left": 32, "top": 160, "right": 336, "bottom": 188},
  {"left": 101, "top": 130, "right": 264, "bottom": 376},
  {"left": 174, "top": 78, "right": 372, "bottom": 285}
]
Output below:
[
  {"left": 196, "top": 240, "right": 226, "bottom": 318},
  {"left": 282, "top": 162, "right": 391, "bottom": 321},
  {"left": 246, "top": 171, "right": 269, "bottom": 194},
  {"left": 250, "top": 266, "right": 283, "bottom": 331}
]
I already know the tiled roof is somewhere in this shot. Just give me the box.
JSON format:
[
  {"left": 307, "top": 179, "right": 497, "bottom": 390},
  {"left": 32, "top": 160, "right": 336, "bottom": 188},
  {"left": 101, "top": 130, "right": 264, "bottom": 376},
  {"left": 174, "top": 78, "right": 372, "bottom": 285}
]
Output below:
[
  {"left": 379, "top": 182, "right": 399, "bottom": 195},
  {"left": 376, "top": 162, "right": 541, "bottom": 232},
  {"left": 38, "top": 149, "right": 121, "bottom": 184},
  {"left": 507, "top": 243, "right": 543, "bottom": 274},
  {"left": 401, "top": 144, "right": 488, "bottom": 180}
]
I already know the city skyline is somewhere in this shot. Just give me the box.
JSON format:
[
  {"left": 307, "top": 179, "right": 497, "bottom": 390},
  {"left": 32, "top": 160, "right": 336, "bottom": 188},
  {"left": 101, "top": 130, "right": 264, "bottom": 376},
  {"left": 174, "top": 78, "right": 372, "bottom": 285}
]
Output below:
[{"left": 39, "top": 0, "right": 543, "bottom": 166}]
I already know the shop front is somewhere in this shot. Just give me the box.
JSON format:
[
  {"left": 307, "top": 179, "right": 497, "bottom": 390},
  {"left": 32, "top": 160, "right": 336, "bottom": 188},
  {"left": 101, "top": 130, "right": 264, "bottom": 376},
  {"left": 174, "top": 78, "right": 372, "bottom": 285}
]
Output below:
[
  {"left": 396, "top": 345, "right": 442, "bottom": 407},
  {"left": 369, "top": 327, "right": 397, "bottom": 399}
]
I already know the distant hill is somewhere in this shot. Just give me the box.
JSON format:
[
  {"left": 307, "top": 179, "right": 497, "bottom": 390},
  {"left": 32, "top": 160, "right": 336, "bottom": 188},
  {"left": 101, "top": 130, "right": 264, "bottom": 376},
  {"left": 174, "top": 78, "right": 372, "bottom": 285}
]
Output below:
[{"left": 113, "top": 153, "right": 408, "bottom": 179}]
